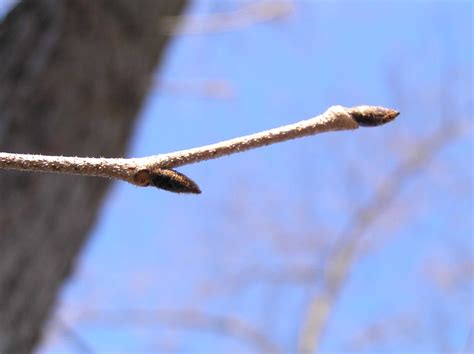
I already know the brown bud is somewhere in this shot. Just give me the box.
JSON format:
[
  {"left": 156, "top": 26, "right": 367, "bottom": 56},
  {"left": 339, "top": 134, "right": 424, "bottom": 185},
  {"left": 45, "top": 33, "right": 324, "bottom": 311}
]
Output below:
[
  {"left": 348, "top": 106, "right": 399, "bottom": 127},
  {"left": 150, "top": 168, "right": 201, "bottom": 194}
]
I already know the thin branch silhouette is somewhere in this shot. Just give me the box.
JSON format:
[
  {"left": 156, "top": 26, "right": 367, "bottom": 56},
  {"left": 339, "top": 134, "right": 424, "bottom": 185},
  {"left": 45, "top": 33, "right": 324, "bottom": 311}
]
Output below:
[
  {"left": 161, "top": 1, "right": 295, "bottom": 35},
  {"left": 81, "top": 309, "right": 283, "bottom": 354},
  {"left": 298, "top": 120, "right": 465, "bottom": 354}
]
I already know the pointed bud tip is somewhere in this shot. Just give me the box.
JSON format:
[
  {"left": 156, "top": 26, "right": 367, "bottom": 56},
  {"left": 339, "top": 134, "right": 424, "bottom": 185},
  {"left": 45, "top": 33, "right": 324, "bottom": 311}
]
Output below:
[
  {"left": 348, "top": 106, "right": 399, "bottom": 127},
  {"left": 386, "top": 109, "right": 400, "bottom": 121}
]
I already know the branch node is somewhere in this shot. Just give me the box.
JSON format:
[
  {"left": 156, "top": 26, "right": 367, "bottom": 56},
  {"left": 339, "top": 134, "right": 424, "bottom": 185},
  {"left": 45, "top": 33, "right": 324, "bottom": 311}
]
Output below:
[{"left": 132, "top": 168, "right": 201, "bottom": 194}]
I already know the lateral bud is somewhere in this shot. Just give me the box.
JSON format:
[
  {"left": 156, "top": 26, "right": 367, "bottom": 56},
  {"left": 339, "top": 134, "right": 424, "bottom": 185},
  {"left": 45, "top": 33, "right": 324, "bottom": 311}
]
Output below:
[{"left": 132, "top": 168, "right": 201, "bottom": 194}]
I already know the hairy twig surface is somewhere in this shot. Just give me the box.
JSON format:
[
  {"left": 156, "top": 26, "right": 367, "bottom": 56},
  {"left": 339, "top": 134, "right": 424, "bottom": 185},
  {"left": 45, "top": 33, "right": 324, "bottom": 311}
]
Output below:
[{"left": 0, "top": 105, "right": 398, "bottom": 194}]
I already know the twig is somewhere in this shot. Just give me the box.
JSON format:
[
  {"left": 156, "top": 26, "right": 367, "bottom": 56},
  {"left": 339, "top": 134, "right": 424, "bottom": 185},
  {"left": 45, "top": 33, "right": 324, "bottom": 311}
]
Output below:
[
  {"left": 297, "top": 120, "right": 463, "bottom": 354},
  {"left": 161, "top": 1, "right": 295, "bottom": 35},
  {"left": 154, "top": 78, "right": 235, "bottom": 99},
  {"left": 55, "top": 317, "right": 96, "bottom": 354},
  {"left": 81, "top": 309, "right": 283, "bottom": 354},
  {"left": 0, "top": 105, "right": 398, "bottom": 194}
]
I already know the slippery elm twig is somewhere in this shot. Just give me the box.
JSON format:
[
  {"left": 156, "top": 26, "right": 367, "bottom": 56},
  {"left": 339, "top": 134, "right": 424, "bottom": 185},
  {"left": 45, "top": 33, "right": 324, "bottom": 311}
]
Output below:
[{"left": 0, "top": 105, "right": 399, "bottom": 194}]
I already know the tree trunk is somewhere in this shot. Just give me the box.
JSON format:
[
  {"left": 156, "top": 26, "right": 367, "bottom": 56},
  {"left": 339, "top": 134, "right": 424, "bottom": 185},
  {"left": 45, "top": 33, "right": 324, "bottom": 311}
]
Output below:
[{"left": 0, "top": 1, "right": 187, "bottom": 353}]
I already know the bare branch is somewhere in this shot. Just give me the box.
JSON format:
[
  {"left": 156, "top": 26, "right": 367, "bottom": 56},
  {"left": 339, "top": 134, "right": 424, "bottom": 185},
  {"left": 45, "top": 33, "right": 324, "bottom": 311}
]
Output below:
[
  {"left": 298, "top": 121, "right": 463, "bottom": 354},
  {"left": 54, "top": 317, "right": 96, "bottom": 354},
  {"left": 0, "top": 105, "right": 398, "bottom": 194},
  {"left": 161, "top": 1, "right": 295, "bottom": 35},
  {"left": 197, "top": 265, "right": 320, "bottom": 300},
  {"left": 81, "top": 309, "right": 283, "bottom": 354},
  {"left": 347, "top": 313, "right": 419, "bottom": 352},
  {"left": 154, "top": 79, "right": 235, "bottom": 99}
]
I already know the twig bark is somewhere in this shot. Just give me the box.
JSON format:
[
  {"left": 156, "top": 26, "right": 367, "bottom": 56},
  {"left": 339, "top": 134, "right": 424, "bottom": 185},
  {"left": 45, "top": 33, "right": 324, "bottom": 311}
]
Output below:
[{"left": 0, "top": 105, "right": 398, "bottom": 194}]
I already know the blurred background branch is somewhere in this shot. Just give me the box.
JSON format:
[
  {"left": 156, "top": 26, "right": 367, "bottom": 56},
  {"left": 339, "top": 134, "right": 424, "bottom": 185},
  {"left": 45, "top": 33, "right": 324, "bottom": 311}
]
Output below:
[
  {"left": 298, "top": 119, "right": 467, "bottom": 354},
  {"left": 79, "top": 309, "right": 283, "bottom": 354},
  {"left": 161, "top": 1, "right": 294, "bottom": 35}
]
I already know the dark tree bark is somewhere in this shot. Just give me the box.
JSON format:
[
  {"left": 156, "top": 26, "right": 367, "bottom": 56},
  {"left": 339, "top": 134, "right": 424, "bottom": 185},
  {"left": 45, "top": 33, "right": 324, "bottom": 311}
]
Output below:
[{"left": 0, "top": 1, "right": 187, "bottom": 353}]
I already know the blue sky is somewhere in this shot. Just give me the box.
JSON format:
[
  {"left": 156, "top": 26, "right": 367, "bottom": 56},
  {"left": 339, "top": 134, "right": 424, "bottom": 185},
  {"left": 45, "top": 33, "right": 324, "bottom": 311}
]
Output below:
[{"left": 2, "top": 0, "right": 470, "bottom": 353}]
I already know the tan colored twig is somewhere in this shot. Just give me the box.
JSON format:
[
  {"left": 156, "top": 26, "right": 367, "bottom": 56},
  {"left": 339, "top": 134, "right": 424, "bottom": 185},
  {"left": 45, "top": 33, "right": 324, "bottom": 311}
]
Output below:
[{"left": 0, "top": 105, "right": 398, "bottom": 194}]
